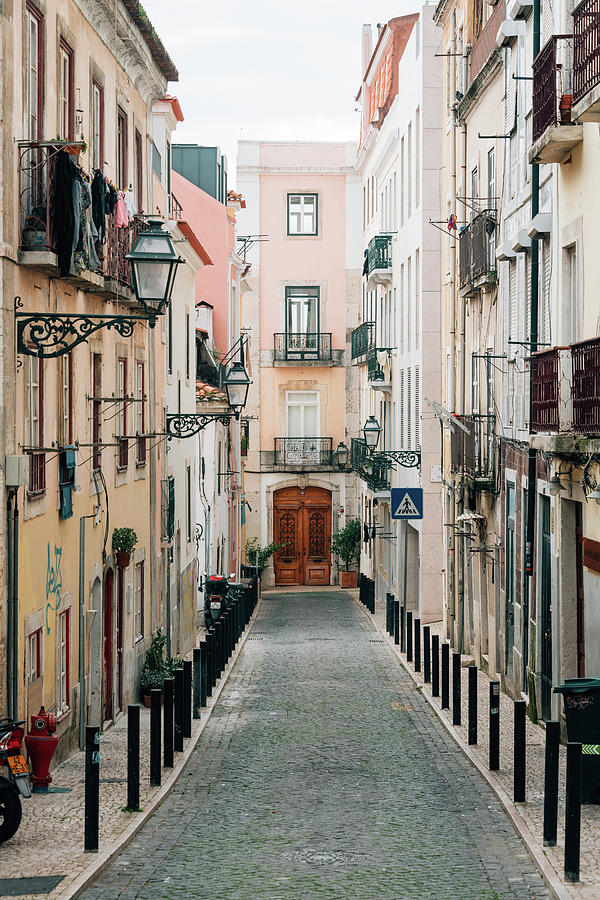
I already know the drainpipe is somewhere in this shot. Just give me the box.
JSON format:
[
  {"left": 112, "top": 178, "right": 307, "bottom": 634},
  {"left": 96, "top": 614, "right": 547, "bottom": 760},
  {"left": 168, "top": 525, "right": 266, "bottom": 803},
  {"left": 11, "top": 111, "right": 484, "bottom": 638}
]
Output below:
[
  {"left": 448, "top": 92, "right": 457, "bottom": 642},
  {"left": 12, "top": 492, "right": 19, "bottom": 717},
  {"left": 526, "top": 0, "right": 541, "bottom": 584},
  {"left": 6, "top": 491, "right": 14, "bottom": 719},
  {"left": 79, "top": 513, "right": 96, "bottom": 751},
  {"left": 456, "top": 118, "right": 468, "bottom": 654}
]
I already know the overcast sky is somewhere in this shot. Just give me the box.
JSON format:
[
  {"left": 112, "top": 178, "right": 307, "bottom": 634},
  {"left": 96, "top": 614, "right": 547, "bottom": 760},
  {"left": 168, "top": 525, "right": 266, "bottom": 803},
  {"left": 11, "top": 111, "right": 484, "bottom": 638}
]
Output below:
[{"left": 145, "top": 0, "right": 421, "bottom": 187}]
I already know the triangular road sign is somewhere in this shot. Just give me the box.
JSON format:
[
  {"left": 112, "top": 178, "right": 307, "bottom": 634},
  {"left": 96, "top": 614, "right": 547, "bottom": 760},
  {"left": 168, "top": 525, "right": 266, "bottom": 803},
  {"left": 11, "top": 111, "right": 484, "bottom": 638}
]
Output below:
[{"left": 394, "top": 492, "right": 419, "bottom": 517}]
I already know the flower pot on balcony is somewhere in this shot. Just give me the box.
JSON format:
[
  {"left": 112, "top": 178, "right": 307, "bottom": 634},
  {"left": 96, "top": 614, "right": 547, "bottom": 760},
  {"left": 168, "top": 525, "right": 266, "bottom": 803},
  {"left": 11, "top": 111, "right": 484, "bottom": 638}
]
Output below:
[
  {"left": 116, "top": 551, "right": 131, "bottom": 568},
  {"left": 340, "top": 571, "right": 358, "bottom": 588},
  {"left": 559, "top": 94, "right": 573, "bottom": 125}
]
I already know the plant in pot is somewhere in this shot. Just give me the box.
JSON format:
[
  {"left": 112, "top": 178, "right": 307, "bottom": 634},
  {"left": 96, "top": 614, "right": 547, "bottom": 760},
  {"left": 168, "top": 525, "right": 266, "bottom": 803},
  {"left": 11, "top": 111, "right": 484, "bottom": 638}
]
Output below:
[
  {"left": 139, "top": 629, "right": 178, "bottom": 706},
  {"left": 245, "top": 537, "right": 288, "bottom": 571},
  {"left": 112, "top": 527, "right": 138, "bottom": 568},
  {"left": 331, "top": 518, "right": 361, "bottom": 588}
]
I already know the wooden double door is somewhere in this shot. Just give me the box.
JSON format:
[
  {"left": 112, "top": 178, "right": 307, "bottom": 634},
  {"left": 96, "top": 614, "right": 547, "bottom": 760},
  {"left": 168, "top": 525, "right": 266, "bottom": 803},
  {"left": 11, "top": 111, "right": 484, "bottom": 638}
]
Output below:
[{"left": 273, "top": 487, "right": 331, "bottom": 585}]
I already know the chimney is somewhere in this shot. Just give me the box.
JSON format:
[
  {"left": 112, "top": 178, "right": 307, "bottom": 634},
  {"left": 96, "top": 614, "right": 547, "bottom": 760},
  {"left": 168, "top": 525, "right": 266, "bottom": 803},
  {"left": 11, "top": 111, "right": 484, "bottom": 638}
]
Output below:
[{"left": 362, "top": 24, "right": 372, "bottom": 75}]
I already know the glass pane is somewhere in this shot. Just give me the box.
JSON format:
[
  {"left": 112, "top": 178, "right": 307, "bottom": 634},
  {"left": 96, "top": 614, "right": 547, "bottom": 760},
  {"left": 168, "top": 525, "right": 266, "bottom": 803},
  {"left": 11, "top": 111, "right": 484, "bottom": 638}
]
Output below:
[
  {"left": 135, "top": 261, "right": 170, "bottom": 300},
  {"left": 287, "top": 405, "right": 301, "bottom": 437},
  {"left": 303, "top": 404, "right": 318, "bottom": 436}
]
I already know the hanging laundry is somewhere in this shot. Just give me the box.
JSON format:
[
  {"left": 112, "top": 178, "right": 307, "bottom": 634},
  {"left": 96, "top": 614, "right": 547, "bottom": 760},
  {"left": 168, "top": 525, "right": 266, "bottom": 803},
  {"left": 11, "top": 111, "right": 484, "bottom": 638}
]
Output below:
[
  {"left": 123, "top": 188, "right": 137, "bottom": 220},
  {"left": 105, "top": 182, "right": 118, "bottom": 215},
  {"left": 115, "top": 191, "right": 128, "bottom": 228},
  {"left": 53, "top": 150, "right": 77, "bottom": 277},
  {"left": 362, "top": 248, "right": 369, "bottom": 276},
  {"left": 81, "top": 179, "right": 100, "bottom": 271},
  {"left": 91, "top": 170, "right": 106, "bottom": 242}
]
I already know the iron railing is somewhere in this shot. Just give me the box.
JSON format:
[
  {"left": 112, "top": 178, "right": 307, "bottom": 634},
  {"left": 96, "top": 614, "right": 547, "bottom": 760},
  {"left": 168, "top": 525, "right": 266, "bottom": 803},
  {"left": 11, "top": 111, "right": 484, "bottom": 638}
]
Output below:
[
  {"left": 28, "top": 452, "right": 46, "bottom": 495},
  {"left": 350, "top": 438, "right": 392, "bottom": 491},
  {"left": 450, "top": 414, "right": 496, "bottom": 483},
  {"left": 351, "top": 322, "right": 375, "bottom": 359},
  {"left": 367, "top": 235, "right": 392, "bottom": 274},
  {"left": 273, "top": 437, "right": 333, "bottom": 466},
  {"left": 170, "top": 193, "right": 183, "bottom": 220},
  {"left": 573, "top": 0, "right": 600, "bottom": 104},
  {"left": 531, "top": 348, "right": 561, "bottom": 432},
  {"left": 572, "top": 337, "right": 600, "bottom": 434},
  {"left": 533, "top": 36, "right": 573, "bottom": 143},
  {"left": 273, "top": 332, "right": 332, "bottom": 361},
  {"left": 458, "top": 210, "right": 496, "bottom": 288},
  {"left": 367, "top": 348, "right": 391, "bottom": 382},
  {"left": 468, "top": 0, "right": 506, "bottom": 86}
]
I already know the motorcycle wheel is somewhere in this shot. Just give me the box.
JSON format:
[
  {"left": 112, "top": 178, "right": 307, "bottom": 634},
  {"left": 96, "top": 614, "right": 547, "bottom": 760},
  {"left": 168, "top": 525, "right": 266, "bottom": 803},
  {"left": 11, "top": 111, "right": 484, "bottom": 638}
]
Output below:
[{"left": 0, "top": 782, "right": 22, "bottom": 843}]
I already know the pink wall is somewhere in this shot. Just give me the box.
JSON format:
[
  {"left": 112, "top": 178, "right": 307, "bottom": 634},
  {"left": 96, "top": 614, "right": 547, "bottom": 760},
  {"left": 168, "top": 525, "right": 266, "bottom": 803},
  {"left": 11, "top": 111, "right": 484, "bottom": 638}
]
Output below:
[
  {"left": 259, "top": 172, "right": 347, "bottom": 350},
  {"left": 171, "top": 170, "right": 233, "bottom": 353}
]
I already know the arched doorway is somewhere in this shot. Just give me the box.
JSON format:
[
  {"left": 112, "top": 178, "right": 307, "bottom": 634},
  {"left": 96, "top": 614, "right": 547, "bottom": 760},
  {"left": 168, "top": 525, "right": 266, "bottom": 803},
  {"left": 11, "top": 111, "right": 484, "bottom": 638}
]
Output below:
[
  {"left": 273, "top": 487, "right": 332, "bottom": 585},
  {"left": 103, "top": 568, "right": 114, "bottom": 721}
]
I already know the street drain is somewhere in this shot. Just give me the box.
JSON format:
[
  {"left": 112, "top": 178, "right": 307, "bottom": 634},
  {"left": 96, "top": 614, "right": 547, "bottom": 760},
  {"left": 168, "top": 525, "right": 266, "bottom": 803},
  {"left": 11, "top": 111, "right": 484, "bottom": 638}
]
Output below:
[
  {"left": 369, "top": 639, "right": 384, "bottom": 643},
  {"left": 248, "top": 637, "right": 265, "bottom": 641},
  {"left": 0, "top": 877, "right": 66, "bottom": 896},
  {"left": 282, "top": 849, "right": 363, "bottom": 866}
]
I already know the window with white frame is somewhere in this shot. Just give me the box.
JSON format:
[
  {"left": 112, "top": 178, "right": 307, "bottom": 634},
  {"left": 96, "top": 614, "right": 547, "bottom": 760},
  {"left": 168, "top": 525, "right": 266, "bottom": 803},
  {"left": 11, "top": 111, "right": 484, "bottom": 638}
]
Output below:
[
  {"left": 59, "top": 353, "right": 73, "bottom": 446},
  {"left": 134, "top": 560, "right": 144, "bottom": 642},
  {"left": 59, "top": 41, "right": 73, "bottom": 140},
  {"left": 26, "top": 5, "right": 42, "bottom": 141},
  {"left": 286, "top": 391, "right": 319, "bottom": 438},
  {"left": 91, "top": 81, "right": 103, "bottom": 171},
  {"left": 287, "top": 193, "right": 317, "bottom": 235},
  {"left": 27, "top": 628, "right": 42, "bottom": 684},
  {"left": 135, "top": 361, "right": 146, "bottom": 465},
  {"left": 57, "top": 610, "right": 70, "bottom": 714}
]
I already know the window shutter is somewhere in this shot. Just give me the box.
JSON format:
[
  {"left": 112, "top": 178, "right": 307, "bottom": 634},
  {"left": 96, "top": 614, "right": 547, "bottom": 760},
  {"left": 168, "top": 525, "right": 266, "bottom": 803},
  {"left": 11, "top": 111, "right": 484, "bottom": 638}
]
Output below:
[
  {"left": 400, "top": 370, "right": 405, "bottom": 447},
  {"left": 407, "top": 367, "right": 413, "bottom": 449},
  {"left": 415, "top": 365, "right": 420, "bottom": 449}
]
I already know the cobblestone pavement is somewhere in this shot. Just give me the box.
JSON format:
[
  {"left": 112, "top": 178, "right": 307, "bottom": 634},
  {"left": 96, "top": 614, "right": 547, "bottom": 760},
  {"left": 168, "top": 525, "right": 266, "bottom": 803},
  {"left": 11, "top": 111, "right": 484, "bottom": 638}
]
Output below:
[{"left": 80, "top": 591, "right": 552, "bottom": 899}]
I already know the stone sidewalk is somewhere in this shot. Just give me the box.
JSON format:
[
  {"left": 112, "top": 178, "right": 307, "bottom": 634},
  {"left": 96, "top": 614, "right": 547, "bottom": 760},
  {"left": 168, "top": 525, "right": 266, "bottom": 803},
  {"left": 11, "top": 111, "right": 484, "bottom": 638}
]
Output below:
[
  {"left": 0, "top": 607, "right": 258, "bottom": 900},
  {"left": 360, "top": 589, "right": 600, "bottom": 900}
]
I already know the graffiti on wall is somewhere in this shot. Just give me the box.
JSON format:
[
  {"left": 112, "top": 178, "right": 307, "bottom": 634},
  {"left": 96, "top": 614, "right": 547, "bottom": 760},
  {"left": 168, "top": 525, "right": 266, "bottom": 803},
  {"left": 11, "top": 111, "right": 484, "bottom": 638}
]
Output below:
[{"left": 45, "top": 543, "right": 63, "bottom": 634}]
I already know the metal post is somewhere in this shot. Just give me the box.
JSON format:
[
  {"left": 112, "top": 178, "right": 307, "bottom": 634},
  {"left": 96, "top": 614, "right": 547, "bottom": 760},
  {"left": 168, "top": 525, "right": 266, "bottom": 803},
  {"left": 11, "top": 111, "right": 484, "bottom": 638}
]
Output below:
[
  {"left": 468, "top": 665, "right": 477, "bottom": 745},
  {"left": 514, "top": 699, "right": 526, "bottom": 802},
  {"left": 432, "top": 634, "right": 440, "bottom": 697},
  {"left": 163, "top": 677, "right": 174, "bottom": 768},
  {"left": 452, "top": 652, "right": 461, "bottom": 726},
  {"left": 215, "top": 620, "right": 223, "bottom": 675},
  {"left": 400, "top": 605, "right": 406, "bottom": 652},
  {"left": 183, "top": 660, "right": 192, "bottom": 738},
  {"left": 174, "top": 666, "right": 184, "bottom": 752},
  {"left": 406, "top": 611, "right": 413, "bottom": 662},
  {"left": 402, "top": 519, "right": 408, "bottom": 621},
  {"left": 84, "top": 726, "right": 99, "bottom": 852},
  {"left": 79, "top": 517, "right": 86, "bottom": 751},
  {"left": 414, "top": 618, "right": 421, "bottom": 672},
  {"left": 205, "top": 630, "right": 214, "bottom": 695},
  {"left": 200, "top": 640, "right": 207, "bottom": 707},
  {"left": 564, "top": 743, "right": 582, "bottom": 883},
  {"left": 394, "top": 600, "right": 400, "bottom": 645},
  {"left": 543, "top": 721, "right": 560, "bottom": 846},
  {"left": 423, "top": 626, "right": 431, "bottom": 682},
  {"left": 150, "top": 688, "right": 161, "bottom": 787},
  {"left": 489, "top": 681, "right": 500, "bottom": 770},
  {"left": 441, "top": 642, "right": 450, "bottom": 709},
  {"left": 127, "top": 705, "right": 140, "bottom": 811},
  {"left": 193, "top": 647, "right": 201, "bottom": 719}
]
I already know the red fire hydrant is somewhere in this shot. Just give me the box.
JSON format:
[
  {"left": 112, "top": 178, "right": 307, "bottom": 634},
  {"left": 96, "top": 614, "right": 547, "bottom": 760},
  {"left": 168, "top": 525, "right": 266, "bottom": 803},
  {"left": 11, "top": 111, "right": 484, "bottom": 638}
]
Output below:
[{"left": 25, "top": 706, "right": 58, "bottom": 793}]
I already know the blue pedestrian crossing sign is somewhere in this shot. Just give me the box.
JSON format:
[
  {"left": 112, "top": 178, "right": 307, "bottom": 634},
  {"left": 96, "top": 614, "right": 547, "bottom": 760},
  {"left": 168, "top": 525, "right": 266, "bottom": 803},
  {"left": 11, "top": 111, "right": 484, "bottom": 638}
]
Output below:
[{"left": 391, "top": 487, "right": 423, "bottom": 520}]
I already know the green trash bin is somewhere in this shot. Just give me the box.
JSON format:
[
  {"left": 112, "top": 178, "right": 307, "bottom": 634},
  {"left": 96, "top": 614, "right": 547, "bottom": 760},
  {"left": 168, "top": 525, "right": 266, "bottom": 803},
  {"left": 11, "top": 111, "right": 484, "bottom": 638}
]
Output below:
[{"left": 554, "top": 678, "right": 600, "bottom": 804}]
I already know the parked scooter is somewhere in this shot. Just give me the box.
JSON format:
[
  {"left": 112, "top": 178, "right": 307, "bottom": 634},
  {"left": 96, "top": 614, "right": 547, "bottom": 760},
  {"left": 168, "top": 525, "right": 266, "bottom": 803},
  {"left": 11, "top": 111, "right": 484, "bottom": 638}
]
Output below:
[
  {"left": 203, "top": 574, "right": 230, "bottom": 629},
  {"left": 0, "top": 717, "right": 31, "bottom": 843}
]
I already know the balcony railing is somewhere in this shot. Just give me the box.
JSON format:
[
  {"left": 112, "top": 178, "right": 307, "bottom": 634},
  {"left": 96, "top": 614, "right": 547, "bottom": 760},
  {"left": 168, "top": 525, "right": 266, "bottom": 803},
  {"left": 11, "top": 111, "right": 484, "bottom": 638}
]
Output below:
[
  {"left": 458, "top": 211, "right": 496, "bottom": 289},
  {"left": 572, "top": 337, "right": 600, "bottom": 433},
  {"left": 367, "top": 235, "right": 392, "bottom": 275},
  {"left": 468, "top": 0, "right": 506, "bottom": 86},
  {"left": 451, "top": 414, "right": 496, "bottom": 484},
  {"left": 351, "top": 322, "right": 375, "bottom": 359},
  {"left": 531, "top": 348, "right": 561, "bottom": 432},
  {"left": 532, "top": 36, "right": 574, "bottom": 143},
  {"left": 273, "top": 333, "right": 332, "bottom": 361},
  {"left": 273, "top": 438, "right": 333, "bottom": 466},
  {"left": 350, "top": 438, "right": 392, "bottom": 491},
  {"left": 573, "top": 0, "right": 600, "bottom": 104},
  {"left": 367, "top": 348, "right": 392, "bottom": 383}
]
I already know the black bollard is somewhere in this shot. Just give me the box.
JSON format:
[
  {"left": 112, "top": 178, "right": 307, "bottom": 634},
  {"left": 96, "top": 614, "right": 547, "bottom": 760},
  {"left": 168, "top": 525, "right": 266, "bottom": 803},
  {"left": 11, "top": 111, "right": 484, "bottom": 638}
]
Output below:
[
  {"left": 514, "top": 699, "right": 526, "bottom": 802},
  {"left": 489, "top": 681, "right": 500, "bottom": 770},
  {"left": 84, "top": 726, "right": 100, "bottom": 852},
  {"left": 414, "top": 619, "right": 421, "bottom": 672},
  {"left": 406, "top": 611, "right": 413, "bottom": 662},
  {"left": 394, "top": 600, "right": 400, "bottom": 645},
  {"left": 468, "top": 665, "right": 477, "bottom": 745},
  {"left": 423, "top": 626, "right": 431, "bottom": 683},
  {"left": 215, "top": 620, "right": 223, "bottom": 676},
  {"left": 193, "top": 648, "right": 201, "bottom": 719},
  {"left": 441, "top": 642, "right": 450, "bottom": 709},
  {"left": 385, "top": 594, "right": 390, "bottom": 634},
  {"left": 452, "top": 652, "right": 461, "bottom": 726},
  {"left": 564, "top": 743, "right": 582, "bottom": 883},
  {"left": 432, "top": 634, "right": 440, "bottom": 697},
  {"left": 400, "top": 605, "right": 406, "bottom": 652},
  {"left": 200, "top": 640, "right": 208, "bottom": 707},
  {"left": 183, "top": 660, "right": 193, "bottom": 738},
  {"left": 174, "top": 666, "right": 184, "bottom": 752},
  {"left": 150, "top": 688, "right": 161, "bottom": 787},
  {"left": 543, "top": 721, "right": 560, "bottom": 846},
  {"left": 127, "top": 705, "right": 140, "bottom": 811},
  {"left": 163, "top": 677, "right": 174, "bottom": 768},
  {"left": 206, "top": 630, "right": 214, "bottom": 693}
]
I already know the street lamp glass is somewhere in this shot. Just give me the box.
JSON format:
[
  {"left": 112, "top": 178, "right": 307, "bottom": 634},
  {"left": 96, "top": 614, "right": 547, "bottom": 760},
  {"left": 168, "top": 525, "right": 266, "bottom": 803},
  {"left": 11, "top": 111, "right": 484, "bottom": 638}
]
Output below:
[
  {"left": 549, "top": 474, "right": 562, "bottom": 496},
  {"left": 336, "top": 441, "right": 349, "bottom": 468},
  {"left": 362, "top": 415, "right": 382, "bottom": 450},
  {"left": 223, "top": 361, "right": 250, "bottom": 413},
  {"left": 126, "top": 221, "right": 181, "bottom": 315}
]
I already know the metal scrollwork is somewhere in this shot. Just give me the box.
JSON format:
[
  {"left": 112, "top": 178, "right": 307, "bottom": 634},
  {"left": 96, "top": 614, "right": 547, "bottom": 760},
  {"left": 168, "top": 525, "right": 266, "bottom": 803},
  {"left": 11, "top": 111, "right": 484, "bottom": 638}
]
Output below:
[
  {"left": 16, "top": 311, "right": 156, "bottom": 358},
  {"left": 166, "top": 413, "right": 232, "bottom": 439},
  {"left": 379, "top": 450, "right": 421, "bottom": 469}
]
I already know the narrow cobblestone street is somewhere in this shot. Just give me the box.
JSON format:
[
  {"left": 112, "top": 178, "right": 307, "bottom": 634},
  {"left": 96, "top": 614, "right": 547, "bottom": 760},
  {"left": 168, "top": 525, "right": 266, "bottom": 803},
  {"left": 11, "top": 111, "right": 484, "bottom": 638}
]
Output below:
[{"left": 81, "top": 591, "right": 552, "bottom": 899}]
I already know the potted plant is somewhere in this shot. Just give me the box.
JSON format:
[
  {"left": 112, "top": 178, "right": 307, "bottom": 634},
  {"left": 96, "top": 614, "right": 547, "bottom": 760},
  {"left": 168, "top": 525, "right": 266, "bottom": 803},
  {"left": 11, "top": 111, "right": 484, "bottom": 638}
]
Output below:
[
  {"left": 331, "top": 518, "right": 361, "bottom": 588},
  {"left": 112, "top": 527, "right": 138, "bottom": 568},
  {"left": 139, "top": 630, "right": 183, "bottom": 706},
  {"left": 245, "top": 537, "right": 288, "bottom": 571}
]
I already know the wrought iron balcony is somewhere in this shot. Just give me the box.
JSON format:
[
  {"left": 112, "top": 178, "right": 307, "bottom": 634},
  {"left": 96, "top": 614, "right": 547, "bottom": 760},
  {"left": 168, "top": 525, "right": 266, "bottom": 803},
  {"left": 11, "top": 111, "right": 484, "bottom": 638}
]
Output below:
[
  {"left": 351, "top": 322, "right": 375, "bottom": 359},
  {"left": 531, "top": 348, "right": 561, "bottom": 433},
  {"left": 273, "top": 332, "right": 332, "bottom": 362},
  {"left": 450, "top": 414, "right": 496, "bottom": 486},
  {"left": 572, "top": 337, "right": 600, "bottom": 434},
  {"left": 530, "top": 36, "right": 582, "bottom": 163},
  {"left": 350, "top": 438, "right": 392, "bottom": 491},
  {"left": 273, "top": 437, "right": 333, "bottom": 466},
  {"left": 458, "top": 211, "right": 497, "bottom": 291},
  {"left": 366, "top": 235, "right": 392, "bottom": 289},
  {"left": 367, "top": 348, "right": 392, "bottom": 386},
  {"left": 573, "top": 0, "right": 600, "bottom": 117}
]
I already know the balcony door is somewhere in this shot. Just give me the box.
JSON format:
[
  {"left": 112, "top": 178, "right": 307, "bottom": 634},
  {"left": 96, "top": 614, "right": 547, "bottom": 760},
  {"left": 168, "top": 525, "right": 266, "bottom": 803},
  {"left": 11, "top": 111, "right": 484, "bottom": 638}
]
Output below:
[
  {"left": 273, "top": 487, "right": 331, "bottom": 586},
  {"left": 286, "top": 391, "right": 320, "bottom": 463},
  {"left": 286, "top": 286, "right": 319, "bottom": 357}
]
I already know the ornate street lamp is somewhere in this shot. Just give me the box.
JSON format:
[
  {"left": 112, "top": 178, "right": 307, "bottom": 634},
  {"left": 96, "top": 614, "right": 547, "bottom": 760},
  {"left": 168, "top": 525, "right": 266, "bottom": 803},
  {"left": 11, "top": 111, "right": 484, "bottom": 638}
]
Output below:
[
  {"left": 126, "top": 220, "right": 182, "bottom": 316},
  {"left": 336, "top": 441, "right": 349, "bottom": 469},
  {"left": 362, "top": 415, "right": 382, "bottom": 452},
  {"left": 223, "top": 360, "right": 250, "bottom": 417}
]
